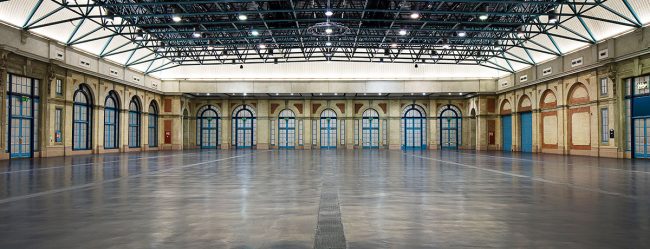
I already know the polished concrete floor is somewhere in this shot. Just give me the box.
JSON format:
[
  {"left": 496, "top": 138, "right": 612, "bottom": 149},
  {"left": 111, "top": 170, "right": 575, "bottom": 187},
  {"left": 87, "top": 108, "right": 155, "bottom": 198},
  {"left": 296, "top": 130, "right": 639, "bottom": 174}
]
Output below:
[{"left": 0, "top": 150, "right": 649, "bottom": 249}]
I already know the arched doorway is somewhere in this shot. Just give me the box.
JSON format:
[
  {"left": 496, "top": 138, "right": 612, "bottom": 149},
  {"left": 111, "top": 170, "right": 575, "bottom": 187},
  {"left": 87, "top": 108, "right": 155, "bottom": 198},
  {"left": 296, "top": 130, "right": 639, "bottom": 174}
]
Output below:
[
  {"left": 439, "top": 104, "right": 462, "bottom": 149},
  {"left": 128, "top": 97, "right": 142, "bottom": 148},
  {"left": 104, "top": 91, "right": 119, "bottom": 149},
  {"left": 469, "top": 108, "right": 477, "bottom": 150},
  {"left": 320, "top": 109, "right": 337, "bottom": 149},
  {"left": 232, "top": 105, "right": 256, "bottom": 148},
  {"left": 182, "top": 109, "right": 189, "bottom": 148},
  {"left": 401, "top": 104, "right": 427, "bottom": 150},
  {"left": 73, "top": 84, "right": 93, "bottom": 151},
  {"left": 148, "top": 101, "right": 159, "bottom": 148},
  {"left": 362, "top": 108, "right": 380, "bottom": 148},
  {"left": 278, "top": 109, "right": 296, "bottom": 149},
  {"left": 197, "top": 105, "right": 220, "bottom": 149}
]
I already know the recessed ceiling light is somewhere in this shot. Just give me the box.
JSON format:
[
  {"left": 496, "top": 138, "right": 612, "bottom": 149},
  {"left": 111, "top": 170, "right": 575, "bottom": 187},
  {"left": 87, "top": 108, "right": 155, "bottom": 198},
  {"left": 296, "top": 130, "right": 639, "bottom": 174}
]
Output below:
[
  {"left": 243, "top": 92, "right": 247, "bottom": 96},
  {"left": 325, "top": 10, "right": 334, "bottom": 17},
  {"left": 135, "top": 29, "right": 144, "bottom": 40},
  {"left": 390, "top": 43, "right": 398, "bottom": 48},
  {"left": 448, "top": 93, "right": 452, "bottom": 95},
  {"left": 251, "top": 30, "right": 259, "bottom": 36},
  {"left": 192, "top": 31, "right": 202, "bottom": 38},
  {"left": 259, "top": 44, "right": 267, "bottom": 49},
  {"left": 238, "top": 14, "right": 247, "bottom": 21},
  {"left": 378, "top": 92, "right": 382, "bottom": 95},
  {"left": 290, "top": 93, "right": 294, "bottom": 96},
  {"left": 325, "top": 41, "right": 332, "bottom": 46},
  {"left": 325, "top": 28, "right": 333, "bottom": 34},
  {"left": 172, "top": 15, "right": 182, "bottom": 22},
  {"left": 457, "top": 31, "right": 467, "bottom": 37},
  {"left": 334, "top": 93, "right": 338, "bottom": 96},
  {"left": 275, "top": 93, "right": 279, "bottom": 96},
  {"left": 548, "top": 12, "right": 558, "bottom": 24},
  {"left": 459, "top": 92, "right": 463, "bottom": 95},
  {"left": 399, "top": 29, "right": 407, "bottom": 36},
  {"left": 410, "top": 13, "right": 420, "bottom": 19},
  {"left": 319, "top": 93, "right": 323, "bottom": 96},
  {"left": 422, "top": 92, "right": 427, "bottom": 95},
  {"left": 442, "top": 44, "right": 451, "bottom": 49},
  {"left": 479, "top": 14, "right": 488, "bottom": 21}
]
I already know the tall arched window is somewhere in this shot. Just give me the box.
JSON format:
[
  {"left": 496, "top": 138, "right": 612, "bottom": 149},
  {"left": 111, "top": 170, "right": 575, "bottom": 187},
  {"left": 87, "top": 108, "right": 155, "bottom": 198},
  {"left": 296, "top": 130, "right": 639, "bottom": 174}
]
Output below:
[
  {"left": 320, "top": 109, "right": 337, "bottom": 149},
  {"left": 232, "top": 105, "right": 256, "bottom": 148},
  {"left": 128, "top": 97, "right": 141, "bottom": 148},
  {"left": 278, "top": 109, "right": 295, "bottom": 149},
  {"left": 73, "top": 85, "right": 92, "bottom": 150},
  {"left": 197, "top": 105, "right": 221, "bottom": 149},
  {"left": 439, "top": 104, "right": 462, "bottom": 149},
  {"left": 148, "top": 101, "right": 159, "bottom": 148},
  {"left": 362, "top": 108, "right": 380, "bottom": 148},
  {"left": 401, "top": 104, "right": 427, "bottom": 150},
  {"left": 104, "top": 91, "right": 119, "bottom": 149},
  {"left": 183, "top": 109, "right": 190, "bottom": 148}
]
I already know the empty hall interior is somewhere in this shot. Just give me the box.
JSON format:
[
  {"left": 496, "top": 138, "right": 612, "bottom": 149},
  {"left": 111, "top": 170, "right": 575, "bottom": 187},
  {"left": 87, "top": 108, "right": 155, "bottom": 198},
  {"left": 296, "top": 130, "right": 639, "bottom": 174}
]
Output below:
[{"left": 0, "top": 0, "right": 650, "bottom": 248}]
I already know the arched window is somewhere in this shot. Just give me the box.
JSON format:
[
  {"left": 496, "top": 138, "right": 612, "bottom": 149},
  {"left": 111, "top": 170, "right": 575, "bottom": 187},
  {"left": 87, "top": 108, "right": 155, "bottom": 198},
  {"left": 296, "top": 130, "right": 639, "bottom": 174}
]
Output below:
[
  {"left": 128, "top": 97, "right": 141, "bottom": 148},
  {"left": 401, "top": 104, "right": 427, "bottom": 150},
  {"left": 197, "top": 105, "right": 221, "bottom": 149},
  {"left": 73, "top": 85, "right": 92, "bottom": 150},
  {"left": 320, "top": 109, "right": 337, "bottom": 149},
  {"left": 232, "top": 105, "right": 256, "bottom": 148},
  {"left": 183, "top": 109, "right": 190, "bottom": 148},
  {"left": 104, "top": 91, "right": 119, "bottom": 149},
  {"left": 362, "top": 108, "right": 380, "bottom": 148},
  {"left": 148, "top": 101, "right": 159, "bottom": 148},
  {"left": 278, "top": 109, "right": 296, "bottom": 149},
  {"left": 439, "top": 104, "right": 462, "bottom": 149}
]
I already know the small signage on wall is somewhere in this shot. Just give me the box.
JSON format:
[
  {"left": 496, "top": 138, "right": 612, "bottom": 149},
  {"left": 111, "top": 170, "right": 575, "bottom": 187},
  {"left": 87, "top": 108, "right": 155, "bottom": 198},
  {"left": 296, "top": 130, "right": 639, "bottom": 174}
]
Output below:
[{"left": 637, "top": 81, "right": 648, "bottom": 90}]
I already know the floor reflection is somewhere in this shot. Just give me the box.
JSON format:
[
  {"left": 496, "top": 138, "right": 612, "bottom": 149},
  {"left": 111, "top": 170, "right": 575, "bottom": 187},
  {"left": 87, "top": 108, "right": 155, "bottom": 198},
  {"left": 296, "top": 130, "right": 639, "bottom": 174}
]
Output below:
[{"left": 0, "top": 150, "right": 648, "bottom": 248}]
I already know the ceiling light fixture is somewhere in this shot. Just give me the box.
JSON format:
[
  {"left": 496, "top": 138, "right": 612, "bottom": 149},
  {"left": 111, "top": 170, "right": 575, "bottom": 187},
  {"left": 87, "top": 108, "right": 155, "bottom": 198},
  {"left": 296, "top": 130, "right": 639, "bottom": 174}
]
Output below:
[
  {"left": 325, "top": 28, "right": 333, "bottom": 34},
  {"left": 390, "top": 43, "right": 398, "bottom": 48},
  {"left": 240, "top": 65, "right": 244, "bottom": 69},
  {"left": 548, "top": 11, "right": 559, "bottom": 24},
  {"left": 414, "top": 64, "right": 418, "bottom": 68},
  {"left": 104, "top": 8, "right": 114, "bottom": 23},
  {"left": 457, "top": 31, "right": 467, "bottom": 37},
  {"left": 479, "top": 5, "right": 489, "bottom": 21},
  {"left": 251, "top": 30, "right": 259, "bottom": 36},
  {"left": 399, "top": 29, "right": 407, "bottom": 36},
  {"left": 325, "top": 10, "right": 334, "bottom": 17},
  {"left": 238, "top": 14, "right": 247, "bottom": 21},
  {"left": 410, "top": 12, "right": 420, "bottom": 19},
  {"left": 517, "top": 26, "right": 526, "bottom": 38},
  {"left": 325, "top": 41, "right": 332, "bottom": 46},
  {"left": 156, "top": 42, "right": 166, "bottom": 52},
  {"left": 258, "top": 44, "right": 267, "bottom": 49},
  {"left": 243, "top": 92, "right": 247, "bottom": 96},
  {"left": 422, "top": 92, "right": 427, "bottom": 95},
  {"left": 442, "top": 44, "right": 451, "bottom": 49},
  {"left": 135, "top": 29, "right": 144, "bottom": 40}
]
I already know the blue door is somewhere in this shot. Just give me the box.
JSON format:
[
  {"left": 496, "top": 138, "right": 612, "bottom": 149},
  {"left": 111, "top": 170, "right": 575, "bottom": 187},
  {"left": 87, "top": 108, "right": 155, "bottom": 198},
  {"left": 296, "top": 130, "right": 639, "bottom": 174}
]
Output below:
[
  {"left": 502, "top": 115, "right": 512, "bottom": 151},
  {"left": 633, "top": 118, "right": 650, "bottom": 158},
  {"left": 9, "top": 96, "right": 32, "bottom": 158},
  {"left": 520, "top": 112, "right": 533, "bottom": 152}
]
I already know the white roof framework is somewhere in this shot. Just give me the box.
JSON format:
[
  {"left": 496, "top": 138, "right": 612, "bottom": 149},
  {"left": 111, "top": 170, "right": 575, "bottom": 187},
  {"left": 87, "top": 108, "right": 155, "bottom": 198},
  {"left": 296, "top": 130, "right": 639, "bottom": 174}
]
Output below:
[{"left": 0, "top": 0, "right": 648, "bottom": 79}]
